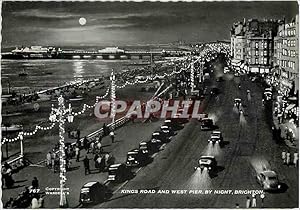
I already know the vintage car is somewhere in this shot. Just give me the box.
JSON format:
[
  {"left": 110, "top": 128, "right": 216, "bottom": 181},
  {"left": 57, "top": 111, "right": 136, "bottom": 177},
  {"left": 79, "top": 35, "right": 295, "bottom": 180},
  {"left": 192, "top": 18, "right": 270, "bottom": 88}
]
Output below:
[
  {"left": 195, "top": 156, "right": 217, "bottom": 173},
  {"left": 164, "top": 119, "right": 184, "bottom": 131},
  {"left": 126, "top": 149, "right": 150, "bottom": 167},
  {"left": 264, "top": 91, "right": 272, "bottom": 101},
  {"left": 79, "top": 182, "right": 112, "bottom": 205},
  {"left": 139, "top": 141, "right": 149, "bottom": 154},
  {"left": 200, "top": 118, "right": 214, "bottom": 131},
  {"left": 160, "top": 125, "right": 175, "bottom": 138},
  {"left": 256, "top": 170, "right": 281, "bottom": 191},
  {"left": 223, "top": 67, "right": 230, "bottom": 74},
  {"left": 152, "top": 131, "right": 170, "bottom": 144},
  {"left": 208, "top": 131, "right": 223, "bottom": 145},
  {"left": 107, "top": 163, "right": 133, "bottom": 183},
  {"left": 211, "top": 130, "right": 223, "bottom": 140}
]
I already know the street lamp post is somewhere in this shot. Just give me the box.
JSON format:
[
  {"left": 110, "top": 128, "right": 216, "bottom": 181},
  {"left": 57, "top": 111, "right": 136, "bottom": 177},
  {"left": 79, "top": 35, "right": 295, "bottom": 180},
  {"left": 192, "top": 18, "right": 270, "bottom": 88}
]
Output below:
[
  {"left": 110, "top": 69, "right": 116, "bottom": 130},
  {"left": 190, "top": 61, "right": 195, "bottom": 92},
  {"left": 49, "top": 95, "right": 74, "bottom": 208}
]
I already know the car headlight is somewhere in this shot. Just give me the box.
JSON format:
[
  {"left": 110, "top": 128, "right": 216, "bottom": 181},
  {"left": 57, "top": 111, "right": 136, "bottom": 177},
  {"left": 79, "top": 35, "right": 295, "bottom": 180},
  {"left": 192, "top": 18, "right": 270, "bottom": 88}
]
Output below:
[
  {"left": 208, "top": 167, "right": 211, "bottom": 170},
  {"left": 278, "top": 185, "right": 281, "bottom": 189},
  {"left": 126, "top": 161, "right": 129, "bottom": 164},
  {"left": 135, "top": 160, "right": 138, "bottom": 163}
]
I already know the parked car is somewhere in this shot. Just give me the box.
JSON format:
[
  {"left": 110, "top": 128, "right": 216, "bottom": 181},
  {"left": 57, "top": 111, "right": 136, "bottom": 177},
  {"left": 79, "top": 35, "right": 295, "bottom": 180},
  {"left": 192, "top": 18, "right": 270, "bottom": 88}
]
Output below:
[
  {"left": 139, "top": 141, "right": 150, "bottom": 155},
  {"left": 195, "top": 156, "right": 217, "bottom": 174},
  {"left": 200, "top": 118, "right": 214, "bottom": 130},
  {"left": 126, "top": 149, "right": 150, "bottom": 167},
  {"left": 164, "top": 119, "right": 183, "bottom": 130},
  {"left": 107, "top": 163, "right": 134, "bottom": 183},
  {"left": 256, "top": 170, "right": 282, "bottom": 191},
  {"left": 79, "top": 182, "right": 112, "bottom": 206},
  {"left": 160, "top": 125, "right": 175, "bottom": 138},
  {"left": 224, "top": 67, "right": 230, "bottom": 74},
  {"left": 264, "top": 91, "right": 272, "bottom": 101},
  {"left": 152, "top": 131, "right": 169, "bottom": 144}
]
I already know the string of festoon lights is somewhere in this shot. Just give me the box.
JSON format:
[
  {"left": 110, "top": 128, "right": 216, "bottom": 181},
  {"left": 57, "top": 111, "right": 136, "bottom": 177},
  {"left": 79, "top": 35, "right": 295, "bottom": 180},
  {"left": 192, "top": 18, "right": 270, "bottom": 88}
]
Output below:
[
  {"left": 71, "top": 87, "right": 110, "bottom": 116},
  {"left": 1, "top": 87, "right": 110, "bottom": 143},
  {"left": 1, "top": 123, "right": 56, "bottom": 145}
]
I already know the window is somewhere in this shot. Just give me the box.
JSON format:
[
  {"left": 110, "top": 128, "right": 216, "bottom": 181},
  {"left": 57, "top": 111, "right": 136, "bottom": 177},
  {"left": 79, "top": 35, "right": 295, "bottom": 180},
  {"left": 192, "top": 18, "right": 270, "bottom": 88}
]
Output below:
[
  {"left": 287, "top": 40, "right": 290, "bottom": 47},
  {"left": 255, "top": 58, "right": 259, "bottom": 64},
  {"left": 255, "top": 42, "right": 259, "bottom": 48},
  {"left": 261, "top": 51, "right": 264, "bottom": 57},
  {"left": 283, "top": 39, "right": 287, "bottom": 45},
  {"left": 264, "top": 42, "right": 268, "bottom": 48},
  {"left": 264, "top": 50, "right": 268, "bottom": 56},
  {"left": 255, "top": 50, "right": 259, "bottom": 56},
  {"left": 264, "top": 58, "right": 267, "bottom": 64}
]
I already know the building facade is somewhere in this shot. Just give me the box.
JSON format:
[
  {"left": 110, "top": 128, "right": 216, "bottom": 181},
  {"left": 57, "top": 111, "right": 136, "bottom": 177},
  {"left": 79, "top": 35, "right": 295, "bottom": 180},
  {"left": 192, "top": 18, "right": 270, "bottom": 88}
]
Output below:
[
  {"left": 273, "top": 15, "right": 299, "bottom": 94},
  {"left": 230, "top": 19, "right": 281, "bottom": 73}
]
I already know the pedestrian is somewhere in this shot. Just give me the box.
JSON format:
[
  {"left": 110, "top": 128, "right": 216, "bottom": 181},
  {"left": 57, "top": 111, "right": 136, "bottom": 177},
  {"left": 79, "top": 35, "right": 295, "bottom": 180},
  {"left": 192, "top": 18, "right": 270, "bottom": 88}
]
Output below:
[
  {"left": 51, "top": 150, "right": 56, "bottom": 169},
  {"left": 31, "top": 197, "right": 39, "bottom": 209},
  {"left": 251, "top": 194, "right": 257, "bottom": 208},
  {"left": 235, "top": 203, "right": 239, "bottom": 208},
  {"left": 96, "top": 141, "right": 102, "bottom": 151},
  {"left": 38, "top": 194, "right": 45, "bottom": 208},
  {"left": 246, "top": 196, "right": 251, "bottom": 208},
  {"left": 83, "top": 137, "right": 89, "bottom": 152},
  {"left": 282, "top": 150, "right": 286, "bottom": 164},
  {"left": 4, "top": 164, "right": 14, "bottom": 188},
  {"left": 293, "top": 152, "right": 298, "bottom": 167},
  {"left": 96, "top": 156, "right": 102, "bottom": 172},
  {"left": 75, "top": 146, "right": 80, "bottom": 162},
  {"left": 260, "top": 193, "right": 265, "bottom": 207},
  {"left": 103, "top": 123, "right": 108, "bottom": 135},
  {"left": 286, "top": 151, "right": 291, "bottom": 166},
  {"left": 109, "top": 131, "right": 115, "bottom": 143},
  {"left": 46, "top": 152, "right": 52, "bottom": 169},
  {"left": 83, "top": 156, "right": 90, "bottom": 175},
  {"left": 90, "top": 141, "right": 95, "bottom": 154},
  {"left": 32, "top": 177, "right": 39, "bottom": 189}
]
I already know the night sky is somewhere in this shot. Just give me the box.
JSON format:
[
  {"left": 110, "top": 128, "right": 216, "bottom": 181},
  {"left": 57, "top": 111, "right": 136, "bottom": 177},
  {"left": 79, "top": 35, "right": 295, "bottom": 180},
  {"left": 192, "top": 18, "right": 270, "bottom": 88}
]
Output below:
[{"left": 1, "top": 1, "right": 298, "bottom": 48}]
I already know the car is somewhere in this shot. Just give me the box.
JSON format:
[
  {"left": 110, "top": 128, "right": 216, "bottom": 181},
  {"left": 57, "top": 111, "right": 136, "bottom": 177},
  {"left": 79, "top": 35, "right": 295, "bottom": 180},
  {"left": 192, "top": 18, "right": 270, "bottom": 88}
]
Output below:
[
  {"left": 264, "top": 91, "right": 272, "bottom": 101},
  {"left": 195, "top": 156, "right": 217, "bottom": 173},
  {"left": 224, "top": 67, "right": 230, "bottom": 74},
  {"left": 200, "top": 118, "right": 214, "bottom": 130},
  {"left": 164, "top": 119, "right": 184, "bottom": 130},
  {"left": 79, "top": 181, "right": 112, "bottom": 205},
  {"left": 139, "top": 141, "right": 149, "bottom": 154},
  {"left": 160, "top": 125, "right": 174, "bottom": 137},
  {"left": 126, "top": 149, "right": 150, "bottom": 167},
  {"left": 152, "top": 131, "right": 170, "bottom": 144},
  {"left": 107, "top": 163, "right": 134, "bottom": 183},
  {"left": 256, "top": 170, "right": 281, "bottom": 191},
  {"left": 234, "top": 98, "right": 242, "bottom": 107},
  {"left": 208, "top": 131, "right": 223, "bottom": 145}
]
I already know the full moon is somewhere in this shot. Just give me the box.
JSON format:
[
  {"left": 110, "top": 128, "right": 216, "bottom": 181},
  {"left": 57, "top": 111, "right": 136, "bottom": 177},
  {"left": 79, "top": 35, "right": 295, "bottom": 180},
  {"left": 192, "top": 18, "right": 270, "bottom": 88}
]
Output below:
[{"left": 79, "top": 17, "right": 87, "bottom": 26}]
